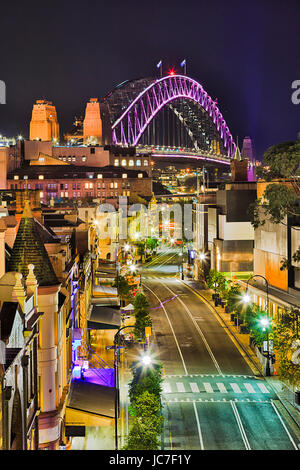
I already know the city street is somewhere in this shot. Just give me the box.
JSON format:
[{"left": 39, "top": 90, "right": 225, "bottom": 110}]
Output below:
[{"left": 142, "top": 249, "right": 300, "bottom": 450}]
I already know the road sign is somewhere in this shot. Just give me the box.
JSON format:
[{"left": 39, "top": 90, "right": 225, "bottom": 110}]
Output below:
[{"left": 145, "top": 327, "right": 152, "bottom": 337}]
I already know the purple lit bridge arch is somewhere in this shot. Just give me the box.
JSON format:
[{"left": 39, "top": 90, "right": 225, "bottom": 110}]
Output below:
[{"left": 108, "top": 75, "right": 236, "bottom": 158}]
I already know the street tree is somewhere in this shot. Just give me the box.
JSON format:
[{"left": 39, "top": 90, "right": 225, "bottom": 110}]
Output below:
[
  {"left": 124, "top": 391, "right": 164, "bottom": 450},
  {"left": 273, "top": 308, "right": 300, "bottom": 389}
]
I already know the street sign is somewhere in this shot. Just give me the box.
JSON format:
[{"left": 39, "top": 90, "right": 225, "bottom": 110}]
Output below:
[
  {"left": 145, "top": 327, "right": 152, "bottom": 337},
  {"left": 263, "top": 340, "right": 273, "bottom": 352}
]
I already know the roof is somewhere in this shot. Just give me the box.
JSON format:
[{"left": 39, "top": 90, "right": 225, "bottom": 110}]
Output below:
[
  {"left": 7, "top": 164, "right": 149, "bottom": 180},
  {"left": 7, "top": 202, "right": 60, "bottom": 287},
  {"left": 0, "top": 301, "right": 23, "bottom": 342}
]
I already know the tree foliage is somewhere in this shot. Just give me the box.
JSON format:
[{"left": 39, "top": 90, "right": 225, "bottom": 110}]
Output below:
[
  {"left": 273, "top": 308, "right": 300, "bottom": 389},
  {"left": 124, "top": 391, "right": 164, "bottom": 450}
]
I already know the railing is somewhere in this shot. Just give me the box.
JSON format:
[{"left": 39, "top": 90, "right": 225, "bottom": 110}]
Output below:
[{"left": 78, "top": 341, "right": 113, "bottom": 387}]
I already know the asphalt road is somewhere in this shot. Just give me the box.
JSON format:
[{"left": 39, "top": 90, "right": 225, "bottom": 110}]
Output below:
[{"left": 142, "top": 248, "right": 299, "bottom": 451}]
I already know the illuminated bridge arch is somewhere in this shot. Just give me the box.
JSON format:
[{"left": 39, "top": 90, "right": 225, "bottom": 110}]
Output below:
[{"left": 107, "top": 75, "right": 236, "bottom": 158}]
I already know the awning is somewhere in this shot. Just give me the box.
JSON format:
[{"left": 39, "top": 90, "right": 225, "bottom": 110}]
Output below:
[
  {"left": 67, "top": 379, "right": 115, "bottom": 418},
  {"left": 88, "top": 304, "right": 121, "bottom": 330}
]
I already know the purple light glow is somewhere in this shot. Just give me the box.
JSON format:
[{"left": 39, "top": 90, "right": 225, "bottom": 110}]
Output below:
[{"left": 112, "top": 75, "right": 236, "bottom": 158}]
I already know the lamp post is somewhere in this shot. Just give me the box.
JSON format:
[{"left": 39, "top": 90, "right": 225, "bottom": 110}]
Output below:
[
  {"left": 243, "top": 274, "right": 271, "bottom": 376},
  {"left": 113, "top": 324, "right": 135, "bottom": 450}
]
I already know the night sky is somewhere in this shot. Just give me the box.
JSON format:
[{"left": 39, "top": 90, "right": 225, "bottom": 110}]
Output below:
[{"left": 0, "top": 0, "right": 299, "bottom": 159}]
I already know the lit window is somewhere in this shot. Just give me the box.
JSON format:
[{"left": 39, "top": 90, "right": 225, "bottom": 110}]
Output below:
[
  {"left": 136, "top": 159, "right": 141, "bottom": 166},
  {"left": 38, "top": 175, "right": 44, "bottom": 180},
  {"left": 114, "top": 159, "right": 119, "bottom": 166},
  {"left": 129, "top": 159, "right": 134, "bottom": 166},
  {"left": 89, "top": 183, "right": 93, "bottom": 189},
  {"left": 85, "top": 183, "right": 89, "bottom": 189},
  {"left": 122, "top": 173, "right": 127, "bottom": 179},
  {"left": 144, "top": 159, "right": 148, "bottom": 166},
  {"left": 138, "top": 173, "right": 143, "bottom": 178},
  {"left": 97, "top": 174, "right": 103, "bottom": 179},
  {"left": 40, "top": 192, "right": 44, "bottom": 198},
  {"left": 110, "top": 182, "right": 114, "bottom": 189},
  {"left": 72, "top": 157, "right": 76, "bottom": 161},
  {"left": 39, "top": 157, "right": 45, "bottom": 162},
  {"left": 121, "top": 159, "right": 126, "bottom": 166},
  {"left": 114, "top": 182, "right": 118, "bottom": 188},
  {"left": 24, "top": 175, "right": 28, "bottom": 180},
  {"left": 82, "top": 156, "right": 87, "bottom": 162},
  {"left": 14, "top": 175, "right": 19, "bottom": 180}
]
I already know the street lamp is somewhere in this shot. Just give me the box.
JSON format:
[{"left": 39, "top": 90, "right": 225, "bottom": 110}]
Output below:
[
  {"left": 243, "top": 274, "right": 271, "bottom": 376},
  {"left": 139, "top": 352, "right": 153, "bottom": 368},
  {"left": 259, "top": 316, "right": 271, "bottom": 377}
]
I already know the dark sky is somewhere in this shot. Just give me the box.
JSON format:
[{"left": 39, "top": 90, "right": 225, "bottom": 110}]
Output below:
[{"left": 0, "top": 0, "right": 299, "bottom": 159}]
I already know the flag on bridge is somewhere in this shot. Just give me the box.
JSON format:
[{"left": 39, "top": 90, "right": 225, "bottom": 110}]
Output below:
[
  {"left": 156, "top": 60, "right": 162, "bottom": 77},
  {"left": 180, "top": 59, "right": 187, "bottom": 75}
]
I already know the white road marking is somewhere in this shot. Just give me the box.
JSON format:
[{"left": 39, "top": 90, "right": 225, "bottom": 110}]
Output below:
[
  {"left": 176, "top": 382, "right": 185, "bottom": 392},
  {"left": 230, "top": 400, "right": 251, "bottom": 450},
  {"left": 203, "top": 382, "right": 214, "bottom": 393},
  {"left": 193, "top": 402, "right": 205, "bottom": 450},
  {"left": 190, "top": 382, "right": 200, "bottom": 393},
  {"left": 163, "top": 382, "right": 172, "bottom": 394},
  {"left": 216, "top": 382, "right": 228, "bottom": 393},
  {"left": 271, "top": 401, "right": 298, "bottom": 450},
  {"left": 160, "top": 279, "right": 224, "bottom": 376},
  {"left": 143, "top": 284, "right": 189, "bottom": 376},
  {"left": 230, "top": 383, "right": 242, "bottom": 393},
  {"left": 256, "top": 383, "right": 270, "bottom": 394},
  {"left": 244, "top": 383, "right": 256, "bottom": 394}
]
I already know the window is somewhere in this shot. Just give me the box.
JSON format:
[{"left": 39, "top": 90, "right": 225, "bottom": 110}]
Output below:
[
  {"left": 136, "top": 159, "right": 141, "bottom": 166},
  {"left": 97, "top": 174, "right": 103, "bottom": 179},
  {"left": 110, "top": 182, "right": 114, "bottom": 189},
  {"left": 121, "top": 159, "right": 126, "bottom": 166},
  {"left": 40, "top": 192, "right": 44, "bottom": 198},
  {"left": 65, "top": 183, "right": 68, "bottom": 189},
  {"left": 122, "top": 173, "right": 127, "bottom": 179},
  {"left": 77, "top": 183, "right": 81, "bottom": 189},
  {"left": 89, "top": 182, "right": 93, "bottom": 189},
  {"left": 90, "top": 147, "right": 95, "bottom": 154},
  {"left": 114, "top": 182, "right": 118, "bottom": 189},
  {"left": 143, "top": 159, "right": 149, "bottom": 166},
  {"left": 114, "top": 159, "right": 119, "bottom": 166},
  {"left": 72, "top": 157, "right": 76, "bottom": 161},
  {"left": 60, "top": 183, "right": 64, "bottom": 189},
  {"left": 129, "top": 159, "right": 134, "bottom": 166},
  {"left": 138, "top": 173, "right": 143, "bottom": 178},
  {"left": 82, "top": 156, "right": 87, "bottom": 162},
  {"left": 39, "top": 175, "right": 44, "bottom": 180},
  {"left": 14, "top": 175, "right": 19, "bottom": 180},
  {"left": 24, "top": 175, "right": 28, "bottom": 180},
  {"left": 85, "top": 183, "right": 89, "bottom": 189}
]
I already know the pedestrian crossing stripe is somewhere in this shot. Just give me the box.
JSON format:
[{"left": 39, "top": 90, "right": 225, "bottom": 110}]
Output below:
[
  {"left": 164, "top": 374, "right": 255, "bottom": 379},
  {"left": 162, "top": 381, "right": 271, "bottom": 395},
  {"left": 163, "top": 398, "right": 271, "bottom": 404}
]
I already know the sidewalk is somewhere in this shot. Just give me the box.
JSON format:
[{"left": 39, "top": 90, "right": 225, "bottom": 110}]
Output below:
[{"left": 182, "top": 278, "right": 300, "bottom": 435}]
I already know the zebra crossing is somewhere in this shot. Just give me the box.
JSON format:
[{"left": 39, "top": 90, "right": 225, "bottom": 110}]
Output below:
[{"left": 162, "top": 374, "right": 273, "bottom": 398}]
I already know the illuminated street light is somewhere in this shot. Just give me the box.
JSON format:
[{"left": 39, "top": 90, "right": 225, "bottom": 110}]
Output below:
[
  {"left": 124, "top": 243, "right": 130, "bottom": 252},
  {"left": 129, "top": 264, "right": 136, "bottom": 273},
  {"left": 139, "top": 353, "right": 153, "bottom": 368},
  {"left": 243, "top": 293, "right": 251, "bottom": 304},
  {"left": 199, "top": 252, "right": 206, "bottom": 261}
]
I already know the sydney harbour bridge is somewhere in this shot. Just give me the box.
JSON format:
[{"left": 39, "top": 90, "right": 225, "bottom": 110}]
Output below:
[{"left": 99, "top": 73, "right": 237, "bottom": 169}]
